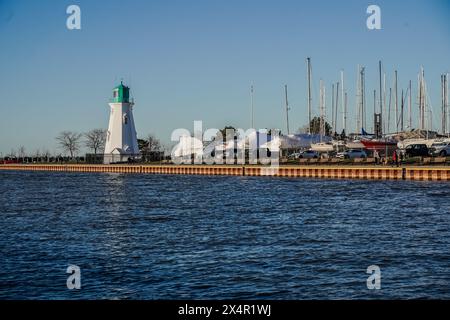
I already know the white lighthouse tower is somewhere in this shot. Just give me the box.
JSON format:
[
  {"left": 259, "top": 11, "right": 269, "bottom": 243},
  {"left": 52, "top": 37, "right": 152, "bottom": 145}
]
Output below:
[{"left": 104, "top": 82, "right": 139, "bottom": 163}]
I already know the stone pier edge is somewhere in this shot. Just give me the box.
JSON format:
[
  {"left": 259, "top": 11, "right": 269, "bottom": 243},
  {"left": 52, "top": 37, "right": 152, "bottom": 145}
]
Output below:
[{"left": 1, "top": 164, "right": 450, "bottom": 181}]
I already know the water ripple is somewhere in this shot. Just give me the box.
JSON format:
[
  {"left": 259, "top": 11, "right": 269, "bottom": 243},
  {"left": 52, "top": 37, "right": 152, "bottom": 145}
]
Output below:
[{"left": 1, "top": 171, "right": 450, "bottom": 299}]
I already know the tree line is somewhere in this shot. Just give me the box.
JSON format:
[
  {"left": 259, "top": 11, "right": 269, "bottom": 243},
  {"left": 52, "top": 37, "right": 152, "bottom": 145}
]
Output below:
[{"left": 2, "top": 130, "right": 163, "bottom": 159}]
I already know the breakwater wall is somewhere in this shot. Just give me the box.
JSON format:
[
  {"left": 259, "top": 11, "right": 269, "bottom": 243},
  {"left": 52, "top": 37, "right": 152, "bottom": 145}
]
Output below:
[{"left": 1, "top": 164, "right": 450, "bottom": 181}]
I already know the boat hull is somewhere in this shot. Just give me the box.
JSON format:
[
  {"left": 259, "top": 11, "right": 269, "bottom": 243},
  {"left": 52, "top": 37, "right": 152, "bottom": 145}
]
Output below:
[{"left": 360, "top": 139, "right": 397, "bottom": 151}]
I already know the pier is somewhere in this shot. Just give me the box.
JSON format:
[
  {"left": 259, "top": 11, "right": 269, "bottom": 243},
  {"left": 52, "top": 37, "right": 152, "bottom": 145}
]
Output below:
[{"left": 1, "top": 164, "right": 450, "bottom": 181}]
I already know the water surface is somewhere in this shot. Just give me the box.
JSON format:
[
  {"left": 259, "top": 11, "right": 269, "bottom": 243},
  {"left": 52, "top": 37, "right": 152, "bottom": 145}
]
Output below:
[{"left": 1, "top": 171, "right": 450, "bottom": 299}]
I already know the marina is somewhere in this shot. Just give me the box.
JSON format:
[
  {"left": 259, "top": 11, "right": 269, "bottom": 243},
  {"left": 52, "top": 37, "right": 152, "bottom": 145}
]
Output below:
[{"left": 2, "top": 0, "right": 450, "bottom": 303}]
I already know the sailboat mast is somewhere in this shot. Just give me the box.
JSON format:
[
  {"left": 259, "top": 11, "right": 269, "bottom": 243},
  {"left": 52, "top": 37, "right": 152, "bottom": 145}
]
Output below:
[
  {"left": 341, "top": 70, "right": 346, "bottom": 136},
  {"left": 388, "top": 88, "right": 392, "bottom": 134},
  {"left": 409, "top": 80, "right": 412, "bottom": 130},
  {"left": 426, "top": 81, "right": 430, "bottom": 134},
  {"left": 401, "top": 90, "right": 404, "bottom": 132},
  {"left": 250, "top": 83, "right": 254, "bottom": 128},
  {"left": 442, "top": 74, "right": 448, "bottom": 135},
  {"left": 379, "top": 61, "right": 383, "bottom": 135},
  {"left": 356, "top": 65, "right": 361, "bottom": 133},
  {"left": 445, "top": 73, "right": 450, "bottom": 138},
  {"left": 373, "top": 90, "right": 376, "bottom": 133},
  {"left": 331, "top": 84, "right": 335, "bottom": 133},
  {"left": 420, "top": 67, "right": 425, "bottom": 131},
  {"left": 324, "top": 85, "right": 326, "bottom": 137},
  {"left": 285, "top": 85, "right": 290, "bottom": 135},
  {"left": 383, "top": 72, "right": 387, "bottom": 135},
  {"left": 442, "top": 74, "right": 448, "bottom": 134},
  {"left": 335, "top": 82, "right": 340, "bottom": 135},
  {"left": 362, "top": 69, "right": 366, "bottom": 130},
  {"left": 423, "top": 69, "right": 428, "bottom": 133},
  {"left": 345, "top": 91, "right": 348, "bottom": 135},
  {"left": 418, "top": 72, "right": 422, "bottom": 130},
  {"left": 445, "top": 74, "right": 448, "bottom": 135},
  {"left": 319, "top": 79, "right": 324, "bottom": 141},
  {"left": 307, "top": 57, "right": 312, "bottom": 135},
  {"left": 442, "top": 75, "right": 445, "bottom": 134}
]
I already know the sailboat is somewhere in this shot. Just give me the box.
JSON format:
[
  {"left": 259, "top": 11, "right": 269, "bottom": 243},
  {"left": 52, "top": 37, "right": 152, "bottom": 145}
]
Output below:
[
  {"left": 359, "top": 62, "right": 398, "bottom": 153},
  {"left": 311, "top": 142, "right": 334, "bottom": 152},
  {"left": 397, "top": 67, "right": 441, "bottom": 149},
  {"left": 311, "top": 79, "right": 334, "bottom": 152}
]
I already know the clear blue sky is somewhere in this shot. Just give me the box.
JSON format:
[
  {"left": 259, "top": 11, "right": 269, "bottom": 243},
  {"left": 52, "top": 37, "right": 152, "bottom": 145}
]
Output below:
[{"left": 0, "top": 0, "right": 449, "bottom": 155}]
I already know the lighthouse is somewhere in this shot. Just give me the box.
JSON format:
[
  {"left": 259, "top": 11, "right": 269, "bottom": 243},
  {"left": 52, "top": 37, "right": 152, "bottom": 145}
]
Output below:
[{"left": 104, "top": 82, "right": 139, "bottom": 163}]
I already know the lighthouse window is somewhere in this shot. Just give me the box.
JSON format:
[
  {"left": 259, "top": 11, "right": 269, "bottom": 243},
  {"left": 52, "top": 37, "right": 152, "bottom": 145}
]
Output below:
[
  {"left": 113, "top": 90, "right": 118, "bottom": 98},
  {"left": 123, "top": 114, "right": 128, "bottom": 125}
]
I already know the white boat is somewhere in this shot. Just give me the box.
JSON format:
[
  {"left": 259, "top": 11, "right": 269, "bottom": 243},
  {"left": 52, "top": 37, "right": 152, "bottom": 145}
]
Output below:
[
  {"left": 346, "top": 140, "right": 365, "bottom": 149},
  {"left": 310, "top": 142, "right": 334, "bottom": 152},
  {"left": 397, "top": 138, "right": 436, "bottom": 149}
]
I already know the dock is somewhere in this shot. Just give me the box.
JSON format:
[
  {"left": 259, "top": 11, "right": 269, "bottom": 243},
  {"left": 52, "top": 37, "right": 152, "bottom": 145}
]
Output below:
[{"left": 1, "top": 164, "right": 450, "bottom": 181}]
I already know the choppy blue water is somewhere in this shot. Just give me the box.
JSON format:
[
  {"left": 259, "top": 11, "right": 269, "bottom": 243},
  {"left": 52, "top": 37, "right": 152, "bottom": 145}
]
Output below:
[{"left": 1, "top": 170, "right": 450, "bottom": 299}]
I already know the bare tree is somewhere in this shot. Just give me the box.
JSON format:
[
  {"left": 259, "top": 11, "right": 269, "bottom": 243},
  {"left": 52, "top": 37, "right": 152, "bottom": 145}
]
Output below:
[
  {"left": 42, "top": 149, "right": 51, "bottom": 158},
  {"left": 297, "top": 125, "right": 309, "bottom": 134},
  {"left": 146, "top": 134, "right": 161, "bottom": 152},
  {"left": 8, "top": 149, "right": 16, "bottom": 157},
  {"left": 140, "top": 134, "right": 161, "bottom": 153},
  {"left": 84, "top": 129, "right": 106, "bottom": 154},
  {"left": 56, "top": 131, "right": 82, "bottom": 157},
  {"left": 138, "top": 134, "right": 162, "bottom": 162},
  {"left": 18, "top": 146, "right": 26, "bottom": 158}
]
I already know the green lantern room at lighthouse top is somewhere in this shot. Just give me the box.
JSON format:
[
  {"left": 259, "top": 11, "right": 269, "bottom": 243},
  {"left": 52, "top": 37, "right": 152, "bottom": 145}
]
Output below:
[{"left": 112, "top": 81, "right": 130, "bottom": 103}]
